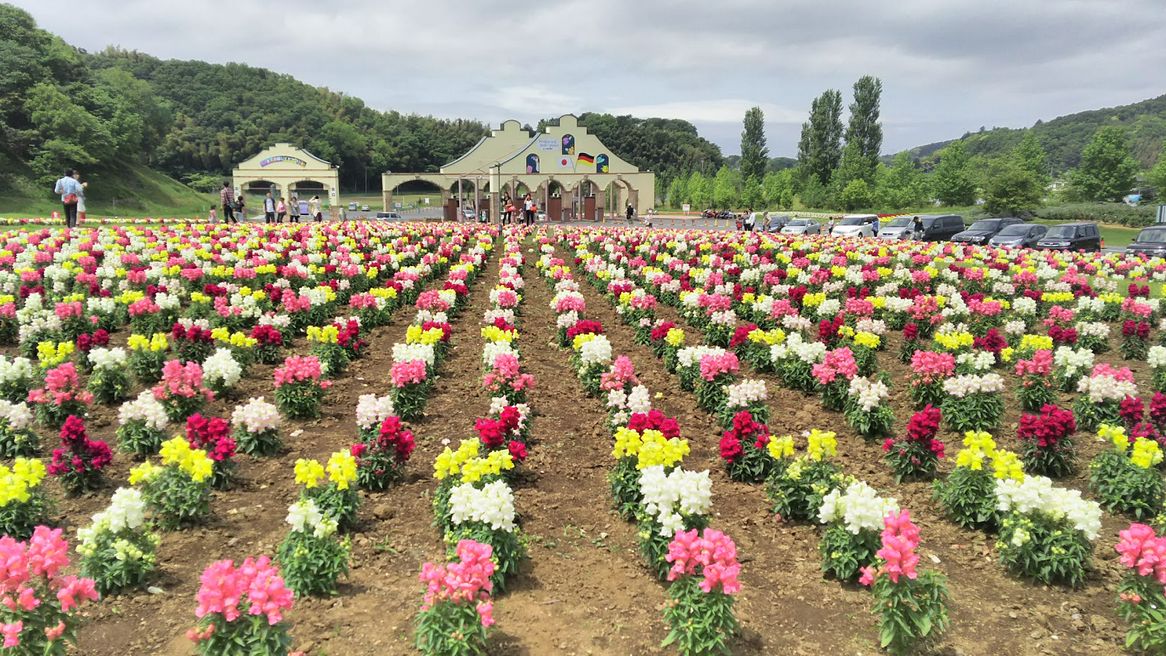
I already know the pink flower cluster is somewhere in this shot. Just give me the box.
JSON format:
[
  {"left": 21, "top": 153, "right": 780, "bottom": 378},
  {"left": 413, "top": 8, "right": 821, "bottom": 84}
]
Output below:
[
  {"left": 415, "top": 290, "right": 451, "bottom": 312},
  {"left": 419, "top": 540, "right": 495, "bottom": 627},
  {"left": 860, "top": 510, "right": 921, "bottom": 586},
  {"left": 153, "top": 360, "right": 215, "bottom": 401},
  {"left": 482, "top": 354, "right": 535, "bottom": 393},
  {"left": 28, "top": 363, "right": 93, "bottom": 407},
  {"left": 1014, "top": 349, "right": 1053, "bottom": 377},
  {"left": 600, "top": 356, "right": 639, "bottom": 392},
  {"left": 665, "top": 528, "right": 741, "bottom": 595},
  {"left": 195, "top": 556, "right": 294, "bottom": 626},
  {"left": 1116, "top": 524, "right": 1166, "bottom": 597},
  {"left": 0, "top": 527, "right": 99, "bottom": 649},
  {"left": 390, "top": 360, "right": 428, "bottom": 388},
  {"left": 812, "top": 347, "right": 859, "bottom": 385},
  {"left": 273, "top": 356, "right": 330, "bottom": 389},
  {"left": 1092, "top": 363, "right": 1136, "bottom": 384},
  {"left": 910, "top": 351, "right": 955, "bottom": 384},
  {"left": 698, "top": 352, "right": 740, "bottom": 382}
]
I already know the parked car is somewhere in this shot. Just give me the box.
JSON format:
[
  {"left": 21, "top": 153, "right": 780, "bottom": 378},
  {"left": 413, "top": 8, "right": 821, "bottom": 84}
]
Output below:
[
  {"left": 764, "top": 212, "right": 789, "bottom": 233},
  {"left": 876, "top": 215, "right": 916, "bottom": 240},
  {"left": 347, "top": 202, "right": 359, "bottom": 211},
  {"left": 780, "top": 218, "right": 821, "bottom": 235},
  {"left": 361, "top": 205, "right": 370, "bottom": 212},
  {"left": 375, "top": 211, "right": 403, "bottom": 220},
  {"left": 1126, "top": 226, "right": 1166, "bottom": 257},
  {"left": 1035, "top": 222, "right": 1102, "bottom": 252},
  {"left": 988, "top": 223, "right": 1047, "bottom": 248},
  {"left": 831, "top": 214, "right": 878, "bottom": 238},
  {"left": 462, "top": 207, "right": 475, "bottom": 220},
  {"left": 950, "top": 217, "right": 1025, "bottom": 245}
]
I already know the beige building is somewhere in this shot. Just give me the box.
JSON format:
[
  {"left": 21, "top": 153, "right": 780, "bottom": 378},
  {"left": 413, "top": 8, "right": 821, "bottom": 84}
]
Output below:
[
  {"left": 382, "top": 115, "right": 655, "bottom": 221},
  {"left": 233, "top": 143, "right": 340, "bottom": 206}
]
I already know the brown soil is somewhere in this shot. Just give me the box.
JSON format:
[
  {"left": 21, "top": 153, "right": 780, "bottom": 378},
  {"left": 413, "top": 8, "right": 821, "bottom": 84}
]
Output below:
[{"left": 14, "top": 231, "right": 1144, "bottom": 656}]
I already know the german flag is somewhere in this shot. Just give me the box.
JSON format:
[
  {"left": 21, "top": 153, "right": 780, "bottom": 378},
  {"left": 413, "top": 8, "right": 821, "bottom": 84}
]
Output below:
[{"left": 577, "top": 152, "right": 594, "bottom": 166}]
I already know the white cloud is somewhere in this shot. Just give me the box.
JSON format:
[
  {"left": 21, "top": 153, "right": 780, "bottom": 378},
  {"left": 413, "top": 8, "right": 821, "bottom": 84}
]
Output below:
[{"left": 606, "top": 100, "right": 804, "bottom": 124}]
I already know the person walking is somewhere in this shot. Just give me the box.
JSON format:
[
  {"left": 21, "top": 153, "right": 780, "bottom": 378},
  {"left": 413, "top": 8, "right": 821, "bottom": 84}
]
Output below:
[
  {"left": 219, "top": 182, "right": 236, "bottom": 223},
  {"left": 234, "top": 194, "right": 246, "bottom": 224},
  {"left": 625, "top": 202, "right": 634, "bottom": 223},
  {"left": 276, "top": 197, "right": 287, "bottom": 223},
  {"left": 912, "top": 215, "right": 924, "bottom": 240},
  {"left": 523, "top": 194, "right": 534, "bottom": 225},
  {"left": 54, "top": 169, "right": 85, "bottom": 229},
  {"left": 309, "top": 195, "right": 322, "bottom": 222},
  {"left": 72, "top": 170, "right": 87, "bottom": 224},
  {"left": 263, "top": 192, "right": 276, "bottom": 224},
  {"left": 288, "top": 195, "right": 300, "bottom": 223}
]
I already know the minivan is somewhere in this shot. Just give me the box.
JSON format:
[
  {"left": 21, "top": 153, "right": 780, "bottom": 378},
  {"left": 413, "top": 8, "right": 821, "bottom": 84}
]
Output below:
[
  {"left": 1127, "top": 226, "right": 1166, "bottom": 257},
  {"left": 831, "top": 214, "right": 879, "bottom": 238},
  {"left": 878, "top": 214, "right": 965, "bottom": 242},
  {"left": 1035, "top": 223, "right": 1102, "bottom": 252}
]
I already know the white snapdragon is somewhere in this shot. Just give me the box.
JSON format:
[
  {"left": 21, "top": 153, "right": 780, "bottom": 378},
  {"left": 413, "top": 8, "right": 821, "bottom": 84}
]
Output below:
[
  {"left": 1002, "top": 320, "right": 1028, "bottom": 336},
  {"left": 725, "top": 379, "right": 767, "bottom": 410},
  {"left": 0, "top": 400, "right": 33, "bottom": 431},
  {"left": 678, "top": 346, "right": 724, "bottom": 369},
  {"left": 817, "top": 298, "right": 841, "bottom": 319},
  {"left": 449, "top": 480, "right": 517, "bottom": 532},
  {"left": 355, "top": 393, "right": 396, "bottom": 431},
  {"left": 818, "top": 480, "right": 899, "bottom": 534},
  {"left": 1075, "top": 321, "right": 1110, "bottom": 340},
  {"left": 1149, "top": 345, "right": 1166, "bottom": 369},
  {"left": 995, "top": 475, "right": 1101, "bottom": 541},
  {"left": 1077, "top": 373, "right": 1138, "bottom": 403},
  {"left": 394, "top": 343, "right": 437, "bottom": 368},
  {"left": 231, "top": 397, "right": 281, "bottom": 434},
  {"left": 579, "top": 335, "right": 613, "bottom": 367},
  {"left": 847, "top": 376, "right": 889, "bottom": 412},
  {"left": 202, "top": 348, "right": 242, "bottom": 389},
  {"left": 285, "top": 498, "right": 337, "bottom": 538},
  {"left": 117, "top": 390, "right": 170, "bottom": 430},
  {"left": 483, "top": 309, "right": 516, "bottom": 326},
  {"left": 709, "top": 310, "right": 737, "bottom": 326},
  {"left": 0, "top": 356, "right": 35, "bottom": 387},
  {"left": 638, "top": 466, "right": 713, "bottom": 537},
  {"left": 942, "top": 373, "right": 1006, "bottom": 398},
  {"left": 480, "top": 341, "right": 516, "bottom": 369},
  {"left": 855, "top": 318, "right": 888, "bottom": 336},
  {"left": 555, "top": 311, "right": 579, "bottom": 329},
  {"left": 87, "top": 346, "right": 127, "bottom": 371},
  {"left": 1011, "top": 297, "right": 1038, "bottom": 316},
  {"left": 1053, "top": 346, "right": 1094, "bottom": 375},
  {"left": 956, "top": 351, "right": 996, "bottom": 372}
]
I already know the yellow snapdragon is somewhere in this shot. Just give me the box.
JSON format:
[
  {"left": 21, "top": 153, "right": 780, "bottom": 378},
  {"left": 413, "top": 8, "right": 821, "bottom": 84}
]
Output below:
[
  {"left": 1131, "top": 438, "right": 1164, "bottom": 469},
  {"left": 664, "top": 328, "right": 685, "bottom": 347},
  {"left": 853, "top": 331, "right": 881, "bottom": 349},
  {"left": 0, "top": 458, "right": 46, "bottom": 507},
  {"left": 434, "top": 440, "right": 481, "bottom": 481},
  {"left": 767, "top": 434, "right": 795, "bottom": 460},
  {"left": 482, "top": 325, "right": 517, "bottom": 344},
  {"left": 326, "top": 451, "right": 358, "bottom": 490},
  {"left": 806, "top": 429, "right": 838, "bottom": 461},
  {"left": 294, "top": 458, "right": 327, "bottom": 489}
]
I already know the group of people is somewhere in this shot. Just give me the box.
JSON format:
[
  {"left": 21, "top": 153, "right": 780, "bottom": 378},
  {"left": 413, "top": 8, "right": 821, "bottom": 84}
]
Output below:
[
  {"left": 215, "top": 181, "right": 322, "bottom": 224},
  {"left": 501, "top": 193, "right": 539, "bottom": 226},
  {"left": 54, "top": 168, "right": 88, "bottom": 229}
]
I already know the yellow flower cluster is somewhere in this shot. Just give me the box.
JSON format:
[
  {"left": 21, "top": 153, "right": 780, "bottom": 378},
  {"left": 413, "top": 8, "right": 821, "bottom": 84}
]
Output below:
[
  {"left": 954, "top": 431, "right": 996, "bottom": 470},
  {"left": 1040, "top": 291, "right": 1075, "bottom": 304},
  {"left": 664, "top": 328, "right": 685, "bottom": 347},
  {"left": 459, "top": 451, "right": 516, "bottom": 484},
  {"left": 434, "top": 440, "right": 481, "bottom": 481},
  {"left": 1131, "top": 438, "right": 1163, "bottom": 469},
  {"left": 748, "top": 328, "right": 786, "bottom": 346},
  {"left": 37, "top": 341, "right": 74, "bottom": 368},
  {"left": 806, "top": 429, "right": 838, "bottom": 461},
  {"left": 306, "top": 325, "right": 340, "bottom": 344},
  {"left": 1018, "top": 334, "right": 1053, "bottom": 353},
  {"left": 934, "top": 332, "right": 974, "bottom": 352},
  {"left": 482, "top": 326, "right": 517, "bottom": 344},
  {"left": 1098, "top": 424, "right": 1130, "bottom": 451},
  {"left": 294, "top": 458, "right": 326, "bottom": 489},
  {"left": 853, "top": 331, "right": 881, "bottom": 349},
  {"left": 326, "top": 451, "right": 358, "bottom": 490},
  {"left": 572, "top": 333, "right": 596, "bottom": 351},
  {"left": 636, "top": 431, "right": 690, "bottom": 469},
  {"left": 127, "top": 333, "right": 169, "bottom": 352},
  {"left": 211, "top": 328, "right": 257, "bottom": 348},
  {"left": 370, "top": 287, "right": 398, "bottom": 301},
  {"left": 991, "top": 450, "right": 1026, "bottom": 481},
  {"left": 766, "top": 434, "right": 795, "bottom": 460},
  {"left": 0, "top": 458, "right": 46, "bottom": 507},
  {"left": 131, "top": 437, "right": 213, "bottom": 484},
  {"left": 407, "top": 325, "right": 446, "bottom": 345},
  {"left": 802, "top": 292, "right": 826, "bottom": 308}
]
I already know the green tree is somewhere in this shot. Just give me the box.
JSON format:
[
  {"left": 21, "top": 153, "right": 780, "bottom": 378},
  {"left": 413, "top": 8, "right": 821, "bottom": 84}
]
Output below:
[
  {"left": 23, "top": 83, "right": 114, "bottom": 181},
  {"left": 829, "top": 141, "right": 875, "bottom": 206},
  {"left": 739, "top": 106, "right": 768, "bottom": 182},
  {"left": 838, "top": 179, "right": 873, "bottom": 211},
  {"left": 875, "top": 153, "right": 926, "bottom": 209},
  {"left": 712, "top": 165, "right": 741, "bottom": 209},
  {"left": 844, "top": 75, "right": 883, "bottom": 183},
  {"left": 1148, "top": 143, "right": 1166, "bottom": 197},
  {"left": 666, "top": 176, "right": 688, "bottom": 208},
  {"left": 797, "top": 90, "right": 843, "bottom": 186},
  {"left": 1013, "top": 132, "right": 1051, "bottom": 189},
  {"left": 1067, "top": 125, "right": 1140, "bottom": 201},
  {"left": 742, "top": 176, "right": 764, "bottom": 209},
  {"left": 981, "top": 157, "right": 1042, "bottom": 216},
  {"left": 687, "top": 170, "right": 711, "bottom": 208},
  {"left": 762, "top": 170, "right": 794, "bottom": 209},
  {"left": 797, "top": 171, "right": 831, "bottom": 209},
  {"left": 931, "top": 140, "right": 977, "bottom": 205}
]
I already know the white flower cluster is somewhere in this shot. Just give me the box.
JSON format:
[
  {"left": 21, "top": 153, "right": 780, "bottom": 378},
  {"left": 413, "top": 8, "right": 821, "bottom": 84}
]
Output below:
[
  {"left": 449, "top": 480, "right": 517, "bottom": 532},
  {"left": 394, "top": 343, "right": 437, "bottom": 369},
  {"left": 771, "top": 333, "right": 826, "bottom": 365},
  {"left": 78, "top": 487, "right": 148, "bottom": 550},
  {"left": 355, "top": 393, "right": 396, "bottom": 431},
  {"left": 677, "top": 345, "right": 724, "bottom": 369},
  {"left": 258, "top": 312, "right": 291, "bottom": 329},
  {"left": 483, "top": 308, "right": 516, "bottom": 326},
  {"left": 1053, "top": 346, "right": 1094, "bottom": 376},
  {"left": 817, "top": 298, "right": 841, "bottom": 319},
  {"left": 855, "top": 318, "right": 888, "bottom": 336},
  {"left": 991, "top": 282, "right": 1016, "bottom": 296},
  {"left": 1075, "top": 321, "right": 1110, "bottom": 339},
  {"left": 202, "top": 348, "right": 242, "bottom": 389},
  {"left": 117, "top": 390, "right": 170, "bottom": 430},
  {"left": 956, "top": 351, "right": 996, "bottom": 372},
  {"left": 87, "top": 346, "right": 127, "bottom": 371},
  {"left": 579, "top": 335, "right": 613, "bottom": 368},
  {"left": 725, "top": 379, "right": 767, "bottom": 409},
  {"left": 0, "top": 356, "right": 33, "bottom": 387},
  {"left": 1149, "top": 345, "right": 1166, "bottom": 370},
  {"left": 607, "top": 385, "right": 652, "bottom": 425},
  {"left": 709, "top": 310, "right": 737, "bottom": 326},
  {"left": 285, "top": 498, "right": 337, "bottom": 538},
  {"left": 818, "top": 480, "right": 899, "bottom": 534},
  {"left": 995, "top": 475, "right": 1102, "bottom": 541},
  {"left": 1075, "top": 296, "right": 1105, "bottom": 315},
  {"left": 781, "top": 314, "right": 813, "bottom": 332},
  {"left": 638, "top": 466, "right": 713, "bottom": 537},
  {"left": 555, "top": 311, "right": 579, "bottom": 329},
  {"left": 942, "top": 373, "right": 1006, "bottom": 398},
  {"left": 0, "top": 400, "right": 32, "bottom": 431},
  {"left": 847, "top": 376, "right": 889, "bottom": 412},
  {"left": 414, "top": 309, "right": 449, "bottom": 325},
  {"left": 480, "top": 341, "right": 516, "bottom": 369},
  {"left": 1002, "top": 320, "right": 1028, "bottom": 336},
  {"left": 1012, "top": 297, "right": 1038, "bottom": 316},
  {"left": 231, "top": 397, "right": 281, "bottom": 434},
  {"left": 1077, "top": 372, "right": 1138, "bottom": 403}
]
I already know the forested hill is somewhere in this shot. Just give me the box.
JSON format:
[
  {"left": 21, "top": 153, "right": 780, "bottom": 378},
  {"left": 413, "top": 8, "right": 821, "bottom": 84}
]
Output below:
[{"left": 901, "top": 94, "right": 1166, "bottom": 173}]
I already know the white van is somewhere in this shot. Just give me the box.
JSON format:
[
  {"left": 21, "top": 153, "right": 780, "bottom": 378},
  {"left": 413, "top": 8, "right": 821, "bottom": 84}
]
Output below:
[{"left": 831, "top": 214, "right": 879, "bottom": 238}]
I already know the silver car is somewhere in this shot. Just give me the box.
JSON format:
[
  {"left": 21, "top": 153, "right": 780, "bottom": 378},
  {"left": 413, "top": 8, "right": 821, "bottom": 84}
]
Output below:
[{"left": 781, "top": 218, "right": 821, "bottom": 235}]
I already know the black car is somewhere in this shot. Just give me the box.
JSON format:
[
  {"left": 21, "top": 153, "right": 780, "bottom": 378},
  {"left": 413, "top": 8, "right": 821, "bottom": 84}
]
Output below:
[
  {"left": 988, "top": 223, "right": 1046, "bottom": 248},
  {"left": 1035, "top": 222, "right": 1102, "bottom": 252},
  {"left": 950, "top": 217, "right": 1025, "bottom": 245},
  {"left": 1127, "top": 226, "right": 1166, "bottom": 258}
]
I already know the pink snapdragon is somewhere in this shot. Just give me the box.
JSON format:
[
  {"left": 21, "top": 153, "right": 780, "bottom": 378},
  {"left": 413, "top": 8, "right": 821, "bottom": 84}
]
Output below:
[
  {"left": 600, "top": 356, "right": 639, "bottom": 392},
  {"left": 698, "top": 352, "right": 740, "bottom": 382},
  {"left": 910, "top": 351, "right": 955, "bottom": 384},
  {"left": 482, "top": 354, "right": 535, "bottom": 393},
  {"left": 195, "top": 556, "right": 294, "bottom": 626},
  {"left": 1014, "top": 349, "right": 1053, "bottom": 377},
  {"left": 273, "top": 356, "right": 330, "bottom": 389},
  {"left": 419, "top": 540, "right": 495, "bottom": 627},
  {"left": 153, "top": 360, "right": 215, "bottom": 401},
  {"left": 1115, "top": 523, "right": 1166, "bottom": 584},
  {"left": 861, "top": 510, "right": 922, "bottom": 586},
  {"left": 664, "top": 528, "right": 741, "bottom": 595},
  {"left": 28, "top": 363, "right": 93, "bottom": 407},
  {"left": 812, "top": 347, "right": 859, "bottom": 385},
  {"left": 390, "top": 360, "right": 428, "bottom": 388}
]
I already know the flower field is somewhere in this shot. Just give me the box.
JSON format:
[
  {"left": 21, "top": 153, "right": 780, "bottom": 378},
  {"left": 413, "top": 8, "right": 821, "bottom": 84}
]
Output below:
[{"left": 0, "top": 222, "right": 1164, "bottom": 654}]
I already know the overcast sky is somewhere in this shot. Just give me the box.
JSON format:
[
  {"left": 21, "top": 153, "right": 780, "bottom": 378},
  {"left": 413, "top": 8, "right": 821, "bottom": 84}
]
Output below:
[{"left": 16, "top": 0, "right": 1166, "bottom": 157}]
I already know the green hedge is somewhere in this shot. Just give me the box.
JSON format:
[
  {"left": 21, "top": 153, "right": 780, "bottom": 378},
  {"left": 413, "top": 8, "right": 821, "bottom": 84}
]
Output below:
[{"left": 1035, "top": 202, "right": 1156, "bottom": 227}]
